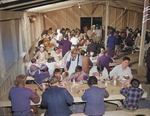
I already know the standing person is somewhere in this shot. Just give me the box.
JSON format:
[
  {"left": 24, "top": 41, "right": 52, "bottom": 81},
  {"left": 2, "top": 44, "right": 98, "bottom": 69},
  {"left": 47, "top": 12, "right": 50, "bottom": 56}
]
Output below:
[
  {"left": 120, "top": 79, "right": 144, "bottom": 111},
  {"left": 9, "top": 75, "right": 40, "bottom": 116},
  {"left": 97, "top": 50, "right": 113, "bottom": 73},
  {"left": 145, "top": 47, "right": 150, "bottom": 84},
  {"left": 65, "top": 48, "right": 82, "bottom": 76},
  {"left": 57, "top": 34, "right": 72, "bottom": 57},
  {"left": 107, "top": 32, "right": 116, "bottom": 57},
  {"left": 114, "top": 31, "right": 122, "bottom": 57},
  {"left": 41, "top": 76, "right": 74, "bottom": 116},
  {"left": 80, "top": 50, "right": 93, "bottom": 75},
  {"left": 82, "top": 76, "right": 109, "bottom": 116},
  {"left": 86, "top": 39, "right": 96, "bottom": 54}
]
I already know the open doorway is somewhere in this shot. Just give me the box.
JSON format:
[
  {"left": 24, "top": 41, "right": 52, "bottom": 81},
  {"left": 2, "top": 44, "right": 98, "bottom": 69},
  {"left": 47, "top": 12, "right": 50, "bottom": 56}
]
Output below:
[{"left": 80, "top": 17, "right": 91, "bottom": 33}]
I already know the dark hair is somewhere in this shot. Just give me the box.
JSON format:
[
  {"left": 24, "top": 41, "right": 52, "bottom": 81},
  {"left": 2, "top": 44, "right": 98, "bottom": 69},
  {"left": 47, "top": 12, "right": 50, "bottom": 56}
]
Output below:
[
  {"left": 53, "top": 68, "right": 61, "bottom": 75},
  {"left": 40, "top": 68, "right": 48, "bottom": 72},
  {"left": 80, "top": 50, "right": 86, "bottom": 56},
  {"left": 49, "top": 28, "right": 52, "bottom": 30},
  {"left": 47, "top": 57, "right": 55, "bottom": 63},
  {"left": 75, "top": 66, "right": 82, "bottom": 72},
  {"left": 89, "top": 39, "right": 93, "bottom": 43},
  {"left": 97, "top": 64, "right": 104, "bottom": 74},
  {"left": 130, "top": 78, "right": 140, "bottom": 88},
  {"left": 123, "top": 57, "right": 130, "bottom": 61},
  {"left": 128, "top": 33, "right": 132, "bottom": 37},
  {"left": 88, "top": 76, "right": 97, "bottom": 87},
  {"left": 31, "top": 58, "right": 36, "bottom": 63},
  {"left": 49, "top": 76, "right": 59, "bottom": 85},
  {"left": 54, "top": 47, "right": 59, "bottom": 51}
]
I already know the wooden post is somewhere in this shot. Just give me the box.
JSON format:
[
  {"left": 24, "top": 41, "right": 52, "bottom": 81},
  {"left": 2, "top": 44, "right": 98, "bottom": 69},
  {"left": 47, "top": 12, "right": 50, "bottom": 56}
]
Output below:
[
  {"left": 138, "top": 0, "right": 149, "bottom": 76},
  {"left": 0, "top": 20, "right": 6, "bottom": 78},
  {"left": 121, "top": 10, "right": 123, "bottom": 30},
  {"left": 134, "top": 12, "right": 137, "bottom": 31},
  {"left": 127, "top": 11, "right": 129, "bottom": 27},
  {"left": 105, "top": 1, "right": 109, "bottom": 50}
]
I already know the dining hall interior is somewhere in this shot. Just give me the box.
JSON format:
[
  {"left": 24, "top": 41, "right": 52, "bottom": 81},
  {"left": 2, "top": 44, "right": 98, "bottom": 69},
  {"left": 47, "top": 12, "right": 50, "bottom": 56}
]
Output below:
[{"left": 0, "top": 0, "right": 150, "bottom": 116}]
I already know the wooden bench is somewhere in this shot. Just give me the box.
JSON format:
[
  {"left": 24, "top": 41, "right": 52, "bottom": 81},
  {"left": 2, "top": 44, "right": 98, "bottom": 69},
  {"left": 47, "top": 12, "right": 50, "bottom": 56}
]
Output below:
[{"left": 71, "top": 109, "right": 150, "bottom": 116}]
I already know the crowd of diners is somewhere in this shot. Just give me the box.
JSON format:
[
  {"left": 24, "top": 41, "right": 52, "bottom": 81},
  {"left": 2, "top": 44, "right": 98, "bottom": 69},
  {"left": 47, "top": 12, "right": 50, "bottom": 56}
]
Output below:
[{"left": 9, "top": 26, "right": 150, "bottom": 116}]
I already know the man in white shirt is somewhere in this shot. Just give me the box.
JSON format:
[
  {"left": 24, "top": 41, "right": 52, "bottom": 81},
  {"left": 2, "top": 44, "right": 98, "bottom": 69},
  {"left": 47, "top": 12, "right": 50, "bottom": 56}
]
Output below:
[
  {"left": 70, "top": 34, "right": 79, "bottom": 45},
  {"left": 109, "top": 57, "right": 133, "bottom": 80}
]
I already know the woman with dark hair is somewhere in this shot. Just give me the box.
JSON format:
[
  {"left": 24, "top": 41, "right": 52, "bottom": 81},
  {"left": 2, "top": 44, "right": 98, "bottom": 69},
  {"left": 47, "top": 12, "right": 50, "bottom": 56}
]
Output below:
[
  {"left": 82, "top": 76, "right": 109, "bottom": 116},
  {"left": 89, "top": 62, "right": 108, "bottom": 80},
  {"left": 41, "top": 76, "right": 74, "bottom": 116}
]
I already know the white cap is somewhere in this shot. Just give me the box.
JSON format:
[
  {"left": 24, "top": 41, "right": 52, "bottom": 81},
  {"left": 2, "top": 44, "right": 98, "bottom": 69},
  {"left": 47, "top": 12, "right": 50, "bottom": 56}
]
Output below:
[{"left": 39, "top": 44, "right": 45, "bottom": 48}]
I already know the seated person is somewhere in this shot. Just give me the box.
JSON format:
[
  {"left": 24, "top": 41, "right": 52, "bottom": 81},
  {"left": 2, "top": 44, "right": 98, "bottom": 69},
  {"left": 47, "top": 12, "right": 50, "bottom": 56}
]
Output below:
[
  {"left": 110, "top": 57, "right": 133, "bottom": 81},
  {"left": 26, "top": 58, "right": 40, "bottom": 77},
  {"left": 41, "top": 76, "right": 74, "bottom": 116},
  {"left": 34, "top": 64, "right": 50, "bottom": 84},
  {"left": 125, "top": 34, "right": 134, "bottom": 46},
  {"left": 82, "top": 76, "right": 109, "bottom": 116},
  {"left": 34, "top": 44, "right": 48, "bottom": 66},
  {"left": 46, "top": 57, "right": 56, "bottom": 77},
  {"left": 51, "top": 47, "right": 62, "bottom": 62},
  {"left": 9, "top": 75, "right": 40, "bottom": 116},
  {"left": 86, "top": 39, "right": 96, "bottom": 54},
  {"left": 120, "top": 78, "right": 144, "bottom": 111},
  {"left": 89, "top": 64, "right": 108, "bottom": 81},
  {"left": 69, "top": 66, "right": 88, "bottom": 84},
  {"left": 29, "top": 58, "right": 40, "bottom": 77},
  {"left": 97, "top": 49, "right": 113, "bottom": 73},
  {"left": 59, "top": 72, "right": 69, "bottom": 86},
  {"left": 53, "top": 68, "right": 62, "bottom": 81}
]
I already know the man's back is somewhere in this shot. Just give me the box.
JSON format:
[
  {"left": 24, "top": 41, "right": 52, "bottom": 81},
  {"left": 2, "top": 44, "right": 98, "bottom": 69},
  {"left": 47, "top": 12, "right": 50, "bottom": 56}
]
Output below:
[
  {"left": 82, "top": 56, "right": 93, "bottom": 74},
  {"left": 120, "top": 87, "right": 144, "bottom": 110},
  {"left": 42, "top": 86, "right": 73, "bottom": 116}
]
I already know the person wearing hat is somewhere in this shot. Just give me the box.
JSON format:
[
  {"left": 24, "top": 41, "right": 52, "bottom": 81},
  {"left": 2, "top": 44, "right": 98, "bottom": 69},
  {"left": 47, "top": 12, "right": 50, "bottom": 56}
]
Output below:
[
  {"left": 34, "top": 44, "right": 48, "bottom": 65},
  {"left": 51, "top": 47, "right": 62, "bottom": 62},
  {"left": 34, "top": 64, "right": 50, "bottom": 84},
  {"left": 120, "top": 78, "right": 144, "bottom": 111}
]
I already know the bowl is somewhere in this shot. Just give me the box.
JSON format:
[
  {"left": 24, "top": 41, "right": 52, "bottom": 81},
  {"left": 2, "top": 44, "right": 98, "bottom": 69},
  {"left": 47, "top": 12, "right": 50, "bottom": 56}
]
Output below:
[{"left": 124, "top": 75, "right": 130, "bottom": 79}]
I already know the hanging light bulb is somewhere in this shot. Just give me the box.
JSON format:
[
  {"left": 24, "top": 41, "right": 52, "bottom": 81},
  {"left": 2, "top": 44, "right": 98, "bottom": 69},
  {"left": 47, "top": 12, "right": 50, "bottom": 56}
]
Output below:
[{"left": 78, "top": 3, "right": 81, "bottom": 9}]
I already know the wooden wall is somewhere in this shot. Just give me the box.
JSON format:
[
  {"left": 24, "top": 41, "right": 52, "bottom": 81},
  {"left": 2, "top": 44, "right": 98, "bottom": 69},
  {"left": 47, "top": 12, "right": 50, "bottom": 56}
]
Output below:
[{"left": 43, "top": 3, "right": 143, "bottom": 32}]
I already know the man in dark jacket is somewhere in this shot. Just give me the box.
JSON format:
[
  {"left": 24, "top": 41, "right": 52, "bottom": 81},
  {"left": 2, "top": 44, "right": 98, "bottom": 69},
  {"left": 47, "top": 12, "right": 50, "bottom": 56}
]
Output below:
[
  {"left": 41, "top": 76, "right": 74, "bottom": 116},
  {"left": 86, "top": 39, "right": 96, "bottom": 54}
]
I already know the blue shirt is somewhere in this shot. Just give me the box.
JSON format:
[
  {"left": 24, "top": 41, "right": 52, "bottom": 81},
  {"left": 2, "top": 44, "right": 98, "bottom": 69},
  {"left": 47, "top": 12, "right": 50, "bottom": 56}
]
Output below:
[
  {"left": 82, "top": 86, "right": 109, "bottom": 115},
  {"left": 41, "top": 86, "right": 74, "bottom": 116},
  {"left": 9, "top": 87, "right": 34, "bottom": 112}
]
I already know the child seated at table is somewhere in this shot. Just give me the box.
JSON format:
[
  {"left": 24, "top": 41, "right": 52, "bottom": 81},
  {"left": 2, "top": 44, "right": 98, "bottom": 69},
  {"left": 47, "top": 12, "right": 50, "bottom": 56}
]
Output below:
[
  {"left": 82, "top": 76, "right": 109, "bottom": 116},
  {"left": 69, "top": 66, "right": 89, "bottom": 84},
  {"left": 9, "top": 75, "right": 40, "bottom": 116},
  {"left": 53, "top": 68, "right": 62, "bottom": 81},
  {"left": 120, "top": 78, "right": 144, "bottom": 111}
]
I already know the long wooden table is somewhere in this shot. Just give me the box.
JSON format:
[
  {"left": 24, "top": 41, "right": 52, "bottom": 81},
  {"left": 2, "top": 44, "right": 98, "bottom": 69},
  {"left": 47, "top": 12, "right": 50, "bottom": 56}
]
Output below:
[
  {"left": 0, "top": 83, "right": 147, "bottom": 106},
  {"left": 27, "top": 83, "right": 147, "bottom": 105}
]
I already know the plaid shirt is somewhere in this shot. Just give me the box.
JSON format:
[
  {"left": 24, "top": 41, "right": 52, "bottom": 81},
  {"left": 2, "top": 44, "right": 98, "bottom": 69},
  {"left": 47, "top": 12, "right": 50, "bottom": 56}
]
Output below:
[{"left": 120, "top": 87, "right": 144, "bottom": 111}]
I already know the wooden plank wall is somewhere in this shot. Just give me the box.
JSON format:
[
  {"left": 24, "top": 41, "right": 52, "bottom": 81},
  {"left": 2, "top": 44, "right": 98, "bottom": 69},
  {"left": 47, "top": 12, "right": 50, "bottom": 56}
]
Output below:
[{"left": 44, "top": 3, "right": 143, "bottom": 32}]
